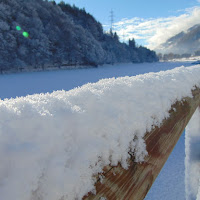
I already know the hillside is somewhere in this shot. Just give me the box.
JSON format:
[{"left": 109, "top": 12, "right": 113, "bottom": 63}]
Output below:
[
  {"left": 156, "top": 24, "right": 200, "bottom": 55},
  {"left": 0, "top": 0, "right": 158, "bottom": 73}
]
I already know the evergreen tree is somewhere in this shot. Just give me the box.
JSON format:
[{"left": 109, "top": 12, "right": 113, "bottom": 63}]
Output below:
[{"left": 0, "top": 0, "right": 158, "bottom": 73}]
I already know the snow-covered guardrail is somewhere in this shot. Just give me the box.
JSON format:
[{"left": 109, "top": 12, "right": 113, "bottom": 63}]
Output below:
[
  {"left": 0, "top": 66, "right": 200, "bottom": 200},
  {"left": 84, "top": 87, "right": 200, "bottom": 200}
]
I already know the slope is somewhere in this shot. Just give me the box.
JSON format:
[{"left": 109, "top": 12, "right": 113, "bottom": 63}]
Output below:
[
  {"left": 156, "top": 24, "right": 200, "bottom": 55},
  {"left": 0, "top": 0, "right": 158, "bottom": 73}
]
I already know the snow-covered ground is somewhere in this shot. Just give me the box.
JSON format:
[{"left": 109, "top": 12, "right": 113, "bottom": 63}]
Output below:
[
  {"left": 162, "top": 56, "right": 200, "bottom": 63},
  {"left": 0, "top": 62, "right": 197, "bottom": 200},
  {"left": 185, "top": 108, "right": 200, "bottom": 200},
  {"left": 0, "top": 62, "right": 192, "bottom": 100}
]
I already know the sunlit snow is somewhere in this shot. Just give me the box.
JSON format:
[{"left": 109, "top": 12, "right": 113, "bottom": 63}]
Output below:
[
  {"left": 185, "top": 108, "right": 200, "bottom": 200},
  {"left": 0, "top": 62, "right": 199, "bottom": 200}
]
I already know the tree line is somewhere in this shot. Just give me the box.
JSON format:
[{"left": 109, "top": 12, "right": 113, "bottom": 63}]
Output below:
[
  {"left": 158, "top": 50, "right": 200, "bottom": 61},
  {"left": 0, "top": 0, "right": 158, "bottom": 73}
]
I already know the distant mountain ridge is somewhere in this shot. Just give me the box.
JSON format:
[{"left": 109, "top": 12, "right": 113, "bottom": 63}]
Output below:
[
  {"left": 156, "top": 24, "right": 200, "bottom": 55},
  {"left": 0, "top": 0, "right": 158, "bottom": 73}
]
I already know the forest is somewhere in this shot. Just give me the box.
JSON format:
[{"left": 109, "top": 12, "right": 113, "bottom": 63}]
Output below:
[{"left": 0, "top": 0, "right": 158, "bottom": 73}]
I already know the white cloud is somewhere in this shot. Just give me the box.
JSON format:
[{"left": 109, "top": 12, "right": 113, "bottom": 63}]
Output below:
[{"left": 111, "top": 6, "right": 200, "bottom": 50}]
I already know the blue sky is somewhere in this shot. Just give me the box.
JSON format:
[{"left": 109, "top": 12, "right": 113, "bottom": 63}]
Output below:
[{"left": 56, "top": 0, "right": 200, "bottom": 49}]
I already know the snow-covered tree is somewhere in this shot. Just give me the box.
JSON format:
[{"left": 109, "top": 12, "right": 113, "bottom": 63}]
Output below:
[{"left": 0, "top": 0, "right": 158, "bottom": 72}]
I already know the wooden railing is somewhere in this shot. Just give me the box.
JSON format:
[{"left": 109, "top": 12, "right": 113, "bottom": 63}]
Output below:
[{"left": 84, "top": 87, "right": 200, "bottom": 200}]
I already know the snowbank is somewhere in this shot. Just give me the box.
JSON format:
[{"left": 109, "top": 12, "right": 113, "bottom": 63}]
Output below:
[
  {"left": 185, "top": 108, "right": 200, "bottom": 200},
  {"left": 0, "top": 65, "right": 200, "bottom": 200}
]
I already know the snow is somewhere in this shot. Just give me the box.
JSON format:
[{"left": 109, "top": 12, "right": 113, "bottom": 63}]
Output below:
[
  {"left": 165, "top": 56, "right": 200, "bottom": 63},
  {"left": 0, "top": 62, "right": 199, "bottom": 200},
  {"left": 185, "top": 107, "right": 200, "bottom": 200},
  {"left": 0, "top": 62, "right": 192, "bottom": 100}
]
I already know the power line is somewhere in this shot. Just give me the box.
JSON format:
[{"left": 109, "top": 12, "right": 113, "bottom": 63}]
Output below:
[
  {"left": 109, "top": 9, "right": 114, "bottom": 32},
  {"left": 122, "top": 25, "right": 125, "bottom": 43}
]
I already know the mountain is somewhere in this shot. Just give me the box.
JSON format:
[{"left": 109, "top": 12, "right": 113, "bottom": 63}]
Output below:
[
  {"left": 0, "top": 0, "right": 158, "bottom": 73},
  {"left": 156, "top": 24, "right": 200, "bottom": 55}
]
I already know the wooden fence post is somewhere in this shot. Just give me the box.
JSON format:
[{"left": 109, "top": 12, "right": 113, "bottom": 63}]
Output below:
[{"left": 84, "top": 87, "right": 200, "bottom": 200}]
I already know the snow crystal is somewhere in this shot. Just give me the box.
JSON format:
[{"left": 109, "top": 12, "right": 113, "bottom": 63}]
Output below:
[
  {"left": 185, "top": 107, "right": 200, "bottom": 200},
  {"left": 0, "top": 65, "right": 200, "bottom": 200}
]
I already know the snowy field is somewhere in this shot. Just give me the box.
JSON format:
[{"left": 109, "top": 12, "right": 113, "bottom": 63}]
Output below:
[
  {"left": 0, "top": 61, "right": 197, "bottom": 199},
  {"left": 0, "top": 62, "right": 192, "bottom": 100}
]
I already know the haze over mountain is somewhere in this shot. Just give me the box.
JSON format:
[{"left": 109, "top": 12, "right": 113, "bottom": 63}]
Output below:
[
  {"left": 0, "top": 0, "right": 158, "bottom": 73},
  {"left": 156, "top": 24, "right": 200, "bottom": 55}
]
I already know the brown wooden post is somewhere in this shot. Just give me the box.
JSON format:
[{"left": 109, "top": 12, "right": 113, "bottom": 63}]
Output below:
[{"left": 84, "top": 87, "right": 200, "bottom": 200}]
